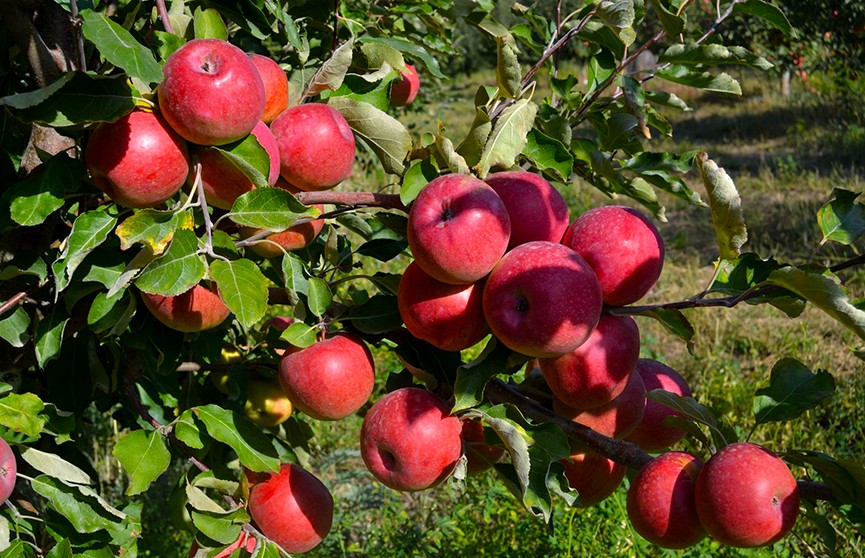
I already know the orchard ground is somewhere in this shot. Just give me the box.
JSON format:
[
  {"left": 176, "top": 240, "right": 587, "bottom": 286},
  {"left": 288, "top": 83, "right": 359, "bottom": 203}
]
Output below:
[{"left": 134, "top": 70, "right": 865, "bottom": 557}]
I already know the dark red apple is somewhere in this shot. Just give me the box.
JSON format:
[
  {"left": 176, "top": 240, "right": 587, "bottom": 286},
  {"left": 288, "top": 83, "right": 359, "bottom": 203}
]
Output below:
[
  {"left": 561, "top": 451, "right": 626, "bottom": 507},
  {"left": 625, "top": 359, "right": 692, "bottom": 452},
  {"left": 553, "top": 368, "right": 646, "bottom": 439},
  {"left": 140, "top": 283, "right": 231, "bottom": 333},
  {"left": 248, "top": 53, "right": 289, "bottom": 123},
  {"left": 390, "top": 63, "right": 420, "bottom": 106},
  {"left": 485, "top": 170, "right": 570, "bottom": 248}
]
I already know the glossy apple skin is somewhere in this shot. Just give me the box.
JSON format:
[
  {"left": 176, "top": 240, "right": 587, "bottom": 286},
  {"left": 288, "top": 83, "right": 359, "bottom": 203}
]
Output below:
[
  {"left": 86, "top": 110, "right": 189, "bottom": 208},
  {"left": 390, "top": 63, "right": 420, "bottom": 106},
  {"left": 563, "top": 205, "right": 665, "bottom": 306},
  {"left": 561, "top": 451, "right": 626, "bottom": 507},
  {"left": 553, "top": 368, "right": 646, "bottom": 439},
  {"left": 540, "top": 314, "right": 640, "bottom": 410},
  {"left": 270, "top": 103, "right": 355, "bottom": 191},
  {"left": 278, "top": 333, "right": 375, "bottom": 421},
  {"left": 0, "top": 438, "right": 16, "bottom": 504},
  {"left": 247, "top": 463, "right": 334, "bottom": 554},
  {"left": 482, "top": 241, "right": 603, "bottom": 358},
  {"left": 244, "top": 378, "right": 293, "bottom": 428},
  {"left": 196, "top": 121, "right": 280, "bottom": 210},
  {"left": 187, "top": 532, "right": 257, "bottom": 558},
  {"left": 627, "top": 452, "right": 707, "bottom": 549},
  {"left": 242, "top": 179, "right": 324, "bottom": 257},
  {"left": 158, "top": 38, "right": 265, "bottom": 145},
  {"left": 248, "top": 53, "right": 289, "bottom": 123},
  {"left": 140, "top": 283, "right": 231, "bottom": 333},
  {"left": 397, "top": 261, "right": 489, "bottom": 352},
  {"left": 407, "top": 174, "right": 511, "bottom": 285},
  {"left": 461, "top": 418, "right": 504, "bottom": 474},
  {"left": 361, "top": 387, "right": 463, "bottom": 491},
  {"left": 485, "top": 171, "right": 570, "bottom": 249},
  {"left": 625, "top": 359, "right": 692, "bottom": 452},
  {"left": 695, "top": 442, "right": 800, "bottom": 548}
]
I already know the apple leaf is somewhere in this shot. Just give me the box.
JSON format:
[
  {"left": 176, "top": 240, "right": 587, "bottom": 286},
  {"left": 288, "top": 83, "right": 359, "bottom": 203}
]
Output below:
[
  {"left": 453, "top": 338, "right": 529, "bottom": 412},
  {"left": 697, "top": 152, "right": 748, "bottom": 260},
  {"left": 115, "top": 209, "right": 194, "bottom": 253},
  {"left": 358, "top": 35, "right": 445, "bottom": 79},
  {"left": 329, "top": 96, "right": 412, "bottom": 176},
  {"left": 656, "top": 66, "right": 742, "bottom": 96},
  {"left": 210, "top": 259, "right": 269, "bottom": 330},
  {"left": 0, "top": 306, "right": 30, "bottom": 348},
  {"left": 784, "top": 450, "right": 865, "bottom": 506},
  {"left": 753, "top": 358, "right": 835, "bottom": 425},
  {"left": 8, "top": 153, "right": 80, "bottom": 227},
  {"left": 0, "top": 391, "right": 46, "bottom": 438},
  {"left": 596, "top": 0, "right": 636, "bottom": 45},
  {"left": 34, "top": 310, "right": 69, "bottom": 369},
  {"left": 817, "top": 188, "right": 865, "bottom": 246},
  {"left": 346, "top": 294, "right": 403, "bottom": 334},
  {"left": 135, "top": 229, "right": 206, "bottom": 296},
  {"left": 229, "top": 188, "right": 319, "bottom": 232},
  {"left": 400, "top": 159, "right": 438, "bottom": 206},
  {"left": 88, "top": 290, "right": 136, "bottom": 335},
  {"left": 193, "top": 7, "right": 227, "bottom": 40},
  {"left": 173, "top": 409, "right": 208, "bottom": 450},
  {"left": 279, "top": 321, "right": 318, "bottom": 349},
  {"left": 192, "top": 404, "right": 280, "bottom": 472},
  {"left": 475, "top": 99, "right": 537, "bottom": 178},
  {"left": 495, "top": 36, "right": 521, "bottom": 98},
  {"left": 306, "top": 277, "right": 332, "bottom": 317},
  {"left": 80, "top": 10, "right": 164, "bottom": 85},
  {"left": 659, "top": 44, "right": 773, "bottom": 71},
  {"left": 646, "top": 390, "right": 737, "bottom": 450},
  {"left": 733, "top": 0, "right": 792, "bottom": 35},
  {"left": 30, "top": 475, "right": 124, "bottom": 534},
  {"left": 647, "top": 0, "right": 685, "bottom": 37},
  {"left": 191, "top": 510, "right": 245, "bottom": 545},
  {"left": 112, "top": 429, "right": 171, "bottom": 496},
  {"left": 306, "top": 40, "right": 354, "bottom": 98},
  {"left": 281, "top": 253, "right": 309, "bottom": 296},
  {"left": 632, "top": 308, "right": 695, "bottom": 354},
  {"left": 523, "top": 129, "right": 574, "bottom": 182},
  {"left": 211, "top": 133, "right": 271, "bottom": 190},
  {"left": 52, "top": 209, "right": 117, "bottom": 293},
  {"left": 20, "top": 447, "right": 92, "bottom": 485},
  {"left": 457, "top": 108, "right": 493, "bottom": 169}
]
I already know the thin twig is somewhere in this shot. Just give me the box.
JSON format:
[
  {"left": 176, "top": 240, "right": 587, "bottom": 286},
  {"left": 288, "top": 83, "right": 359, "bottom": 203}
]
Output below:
[
  {"left": 0, "top": 291, "right": 30, "bottom": 318},
  {"left": 294, "top": 191, "right": 407, "bottom": 211},
  {"left": 155, "top": 0, "right": 175, "bottom": 35}
]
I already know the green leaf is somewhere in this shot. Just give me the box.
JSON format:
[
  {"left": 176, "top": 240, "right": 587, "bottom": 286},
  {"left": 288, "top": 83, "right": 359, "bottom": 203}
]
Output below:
[
  {"left": 597, "top": 0, "right": 636, "bottom": 45},
  {"left": 453, "top": 339, "right": 529, "bottom": 412},
  {"left": 659, "top": 44, "right": 773, "bottom": 71},
  {"left": 306, "top": 277, "right": 333, "bottom": 317},
  {"left": 193, "top": 405, "right": 280, "bottom": 472},
  {"left": 733, "top": 0, "right": 792, "bottom": 35},
  {"left": 523, "top": 129, "right": 573, "bottom": 181},
  {"left": 817, "top": 188, "right": 865, "bottom": 246},
  {"left": 306, "top": 40, "right": 354, "bottom": 97},
  {"left": 193, "top": 7, "right": 227, "bottom": 40},
  {"left": 210, "top": 133, "right": 271, "bottom": 190},
  {"left": 9, "top": 154, "right": 80, "bottom": 226},
  {"left": 0, "top": 392, "right": 45, "bottom": 437},
  {"left": 281, "top": 253, "right": 309, "bottom": 296},
  {"left": 112, "top": 429, "right": 171, "bottom": 495},
  {"left": 116, "top": 209, "right": 194, "bottom": 253},
  {"left": 0, "top": 253, "right": 48, "bottom": 283},
  {"left": 229, "top": 188, "right": 319, "bottom": 232},
  {"left": 697, "top": 152, "right": 747, "bottom": 260},
  {"left": 328, "top": 96, "right": 411, "bottom": 176},
  {"left": 191, "top": 510, "right": 243, "bottom": 545},
  {"left": 80, "top": 10, "right": 163, "bottom": 84},
  {"left": 20, "top": 447, "right": 92, "bottom": 485},
  {"left": 656, "top": 66, "right": 742, "bottom": 95},
  {"left": 30, "top": 475, "right": 123, "bottom": 533},
  {"left": 45, "top": 539, "right": 72, "bottom": 558},
  {"left": 279, "top": 321, "right": 318, "bottom": 349},
  {"left": 400, "top": 159, "right": 438, "bottom": 206},
  {"left": 346, "top": 294, "right": 403, "bottom": 334},
  {"left": 174, "top": 409, "right": 207, "bottom": 450},
  {"left": 358, "top": 36, "right": 445, "bottom": 79},
  {"left": 754, "top": 358, "right": 835, "bottom": 425},
  {"left": 648, "top": 0, "right": 685, "bottom": 36},
  {"left": 475, "top": 99, "right": 537, "bottom": 178},
  {"left": 210, "top": 259, "right": 268, "bottom": 330},
  {"left": 646, "top": 390, "right": 737, "bottom": 449},
  {"left": 784, "top": 450, "right": 865, "bottom": 506},
  {"left": 434, "top": 131, "right": 470, "bottom": 175},
  {"left": 456, "top": 108, "right": 493, "bottom": 169},
  {"left": 0, "top": 307, "right": 30, "bottom": 348},
  {"left": 495, "top": 36, "right": 521, "bottom": 98},
  {"left": 52, "top": 209, "right": 118, "bottom": 293},
  {"left": 34, "top": 311, "right": 69, "bottom": 369},
  {"left": 633, "top": 308, "right": 695, "bottom": 353},
  {"left": 0, "top": 72, "right": 136, "bottom": 126},
  {"left": 135, "top": 229, "right": 206, "bottom": 296}
]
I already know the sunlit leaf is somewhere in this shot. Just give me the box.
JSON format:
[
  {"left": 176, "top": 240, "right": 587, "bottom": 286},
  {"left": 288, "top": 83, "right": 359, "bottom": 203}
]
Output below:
[
  {"left": 80, "top": 10, "right": 163, "bottom": 84},
  {"left": 697, "top": 152, "right": 747, "bottom": 260},
  {"left": 210, "top": 259, "right": 269, "bottom": 330}
]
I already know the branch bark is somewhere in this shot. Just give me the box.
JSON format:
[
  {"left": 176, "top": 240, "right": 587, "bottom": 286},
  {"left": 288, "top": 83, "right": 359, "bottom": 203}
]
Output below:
[{"left": 294, "top": 191, "right": 407, "bottom": 212}]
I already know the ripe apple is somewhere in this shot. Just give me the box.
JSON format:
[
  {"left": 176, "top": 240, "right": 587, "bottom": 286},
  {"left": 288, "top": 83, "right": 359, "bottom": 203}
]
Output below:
[
  {"left": 397, "top": 261, "right": 489, "bottom": 352},
  {"left": 553, "top": 367, "right": 646, "bottom": 439},
  {"left": 270, "top": 103, "right": 355, "bottom": 191},
  {"left": 248, "top": 53, "right": 289, "bottom": 123},
  {"left": 0, "top": 438, "right": 16, "bottom": 504},
  {"left": 278, "top": 332, "right": 375, "bottom": 421},
  {"left": 695, "top": 442, "right": 800, "bottom": 548},
  {"left": 406, "top": 173, "right": 511, "bottom": 285},
  {"left": 461, "top": 418, "right": 504, "bottom": 474},
  {"left": 241, "top": 179, "right": 325, "bottom": 257},
  {"left": 561, "top": 450, "right": 626, "bottom": 507},
  {"left": 539, "top": 314, "right": 640, "bottom": 410},
  {"left": 627, "top": 451, "right": 707, "bottom": 549},
  {"left": 482, "top": 241, "right": 603, "bottom": 358},
  {"left": 562, "top": 205, "right": 665, "bottom": 306},
  {"left": 244, "top": 378, "right": 293, "bottom": 428},
  {"left": 625, "top": 359, "right": 692, "bottom": 452},
  {"left": 246, "top": 463, "right": 333, "bottom": 554},
  {"left": 485, "top": 170, "right": 570, "bottom": 248},
  {"left": 139, "top": 283, "right": 231, "bottom": 333},
  {"left": 187, "top": 532, "right": 257, "bottom": 558},
  {"left": 360, "top": 387, "right": 463, "bottom": 491},
  {"left": 196, "top": 120, "right": 280, "bottom": 210},
  {"left": 85, "top": 110, "right": 189, "bottom": 208},
  {"left": 158, "top": 38, "right": 266, "bottom": 145},
  {"left": 390, "top": 63, "right": 420, "bottom": 107}
]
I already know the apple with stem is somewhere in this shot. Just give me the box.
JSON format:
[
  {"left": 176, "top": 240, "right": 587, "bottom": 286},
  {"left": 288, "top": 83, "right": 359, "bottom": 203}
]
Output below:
[
  {"left": 140, "top": 283, "right": 231, "bottom": 333},
  {"left": 390, "top": 63, "right": 420, "bottom": 106},
  {"left": 248, "top": 52, "right": 289, "bottom": 123},
  {"left": 485, "top": 170, "right": 570, "bottom": 248}
]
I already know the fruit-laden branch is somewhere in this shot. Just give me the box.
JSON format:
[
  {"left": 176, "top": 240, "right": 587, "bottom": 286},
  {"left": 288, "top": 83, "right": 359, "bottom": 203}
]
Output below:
[{"left": 294, "top": 191, "right": 407, "bottom": 212}]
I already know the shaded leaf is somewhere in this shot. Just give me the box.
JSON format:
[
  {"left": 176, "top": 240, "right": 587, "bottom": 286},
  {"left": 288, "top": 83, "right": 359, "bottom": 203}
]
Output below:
[
  {"left": 633, "top": 307, "right": 695, "bottom": 354},
  {"left": 817, "top": 188, "right": 865, "bottom": 246},
  {"left": 135, "top": 229, "right": 206, "bottom": 296},
  {"left": 453, "top": 339, "right": 529, "bottom": 412},
  {"left": 112, "top": 429, "right": 171, "bottom": 495},
  {"left": 457, "top": 108, "right": 493, "bottom": 169},
  {"left": 80, "top": 10, "right": 163, "bottom": 84},
  {"left": 34, "top": 311, "right": 69, "bottom": 369},
  {"left": 646, "top": 390, "right": 737, "bottom": 449},
  {"left": 306, "top": 277, "right": 332, "bottom": 317},
  {"left": 523, "top": 129, "right": 573, "bottom": 181},
  {"left": 329, "top": 96, "right": 411, "bottom": 175},
  {"left": 697, "top": 152, "right": 747, "bottom": 260},
  {"left": 346, "top": 294, "right": 402, "bottom": 334},
  {"left": 648, "top": 0, "right": 685, "bottom": 36},
  {"left": 733, "top": 0, "right": 792, "bottom": 35},
  {"left": 211, "top": 133, "right": 271, "bottom": 190},
  {"left": 306, "top": 40, "right": 354, "bottom": 97},
  {"left": 0, "top": 307, "right": 30, "bottom": 348},
  {"left": 656, "top": 66, "right": 742, "bottom": 95},
  {"left": 210, "top": 259, "right": 268, "bottom": 330},
  {"left": 495, "top": 36, "right": 521, "bottom": 98},
  {"left": 400, "top": 159, "right": 438, "bottom": 206},
  {"left": 784, "top": 450, "right": 865, "bottom": 505},
  {"left": 754, "top": 358, "right": 835, "bottom": 425},
  {"left": 358, "top": 36, "right": 445, "bottom": 78},
  {"left": 191, "top": 510, "right": 243, "bottom": 545},
  {"left": 9, "top": 154, "right": 80, "bottom": 226},
  {"left": 31, "top": 475, "right": 123, "bottom": 533},
  {"left": 53, "top": 210, "right": 118, "bottom": 293}
]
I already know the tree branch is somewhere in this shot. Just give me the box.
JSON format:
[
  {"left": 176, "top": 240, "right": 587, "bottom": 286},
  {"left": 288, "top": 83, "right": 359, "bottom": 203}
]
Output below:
[
  {"left": 155, "top": 0, "right": 175, "bottom": 35},
  {"left": 294, "top": 191, "right": 407, "bottom": 212}
]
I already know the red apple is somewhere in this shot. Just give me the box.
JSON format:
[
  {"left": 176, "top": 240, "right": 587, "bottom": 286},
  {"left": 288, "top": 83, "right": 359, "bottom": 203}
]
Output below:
[
  {"left": 397, "top": 261, "right": 489, "bottom": 352},
  {"left": 390, "top": 63, "right": 420, "bottom": 107},
  {"left": 539, "top": 314, "right": 640, "bottom": 410},
  {"left": 406, "top": 173, "right": 511, "bottom": 285},
  {"left": 244, "top": 378, "right": 293, "bottom": 428},
  {"left": 485, "top": 170, "right": 570, "bottom": 248},
  {"left": 140, "top": 283, "right": 231, "bottom": 333},
  {"left": 248, "top": 53, "right": 289, "bottom": 123},
  {"left": 625, "top": 359, "right": 692, "bottom": 452},
  {"left": 246, "top": 463, "right": 333, "bottom": 554},
  {"left": 627, "top": 451, "right": 706, "bottom": 549},
  {"left": 196, "top": 121, "right": 280, "bottom": 210},
  {"left": 0, "top": 438, "right": 16, "bottom": 504},
  {"left": 695, "top": 442, "right": 800, "bottom": 548},
  {"left": 360, "top": 387, "right": 463, "bottom": 491},
  {"left": 553, "top": 368, "right": 646, "bottom": 439},
  {"left": 563, "top": 205, "right": 665, "bottom": 306},
  {"left": 561, "top": 451, "right": 626, "bottom": 507},
  {"left": 158, "top": 38, "right": 266, "bottom": 145},
  {"left": 482, "top": 241, "right": 602, "bottom": 358},
  {"left": 461, "top": 418, "right": 504, "bottom": 474},
  {"left": 270, "top": 103, "right": 355, "bottom": 191},
  {"left": 278, "top": 332, "right": 375, "bottom": 421},
  {"left": 242, "top": 179, "right": 325, "bottom": 257},
  {"left": 85, "top": 110, "right": 189, "bottom": 208},
  {"left": 187, "top": 532, "right": 257, "bottom": 558}
]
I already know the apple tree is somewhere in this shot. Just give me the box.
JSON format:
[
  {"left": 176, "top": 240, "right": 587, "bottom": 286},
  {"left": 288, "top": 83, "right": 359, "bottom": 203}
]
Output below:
[{"left": 0, "top": 0, "right": 863, "bottom": 556}]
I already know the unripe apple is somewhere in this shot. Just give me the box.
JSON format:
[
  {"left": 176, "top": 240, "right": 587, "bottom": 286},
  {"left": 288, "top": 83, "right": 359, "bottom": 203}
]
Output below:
[
  {"left": 360, "top": 387, "right": 463, "bottom": 491},
  {"left": 241, "top": 179, "right": 325, "bottom": 257},
  {"left": 85, "top": 110, "right": 189, "bottom": 208},
  {"left": 561, "top": 451, "right": 626, "bottom": 507},
  {"left": 246, "top": 463, "right": 333, "bottom": 554},
  {"left": 270, "top": 103, "right": 355, "bottom": 191},
  {"left": 139, "top": 283, "right": 231, "bottom": 333},
  {"left": 244, "top": 378, "right": 293, "bottom": 428},
  {"left": 390, "top": 63, "right": 420, "bottom": 107},
  {"left": 625, "top": 359, "right": 692, "bottom": 452},
  {"left": 159, "top": 38, "right": 266, "bottom": 145},
  {"left": 485, "top": 170, "right": 570, "bottom": 248},
  {"left": 553, "top": 367, "right": 646, "bottom": 439},
  {"left": 563, "top": 205, "right": 665, "bottom": 306},
  {"left": 0, "top": 438, "right": 16, "bottom": 504},
  {"left": 627, "top": 451, "right": 706, "bottom": 549},
  {"left": 397, "top": 261, "right": 489, "bottom": 352},
  {"left": 695, "top": 442, "right": 800, "bottom": 548},
  {"left": 278, "top": 332, "right": 375, "bottom": 421},
  {"left": 248, "top": 53, "right": 289, "bottom": 123},
  {"left": 482, "top": 241, "right": 602, "bottom": 358},
  {"left": 407, "top": 173, "right": 511, "bottom": 285},
  {"left": 461, "top": 418, "right": 504, "bottom": 474},
  {"left": 540, "top": 314, "right": 640, "bottom": 410}
]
